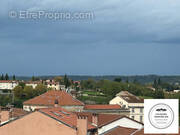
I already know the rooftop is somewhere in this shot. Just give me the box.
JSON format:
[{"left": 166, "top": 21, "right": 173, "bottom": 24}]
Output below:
[
  {"left": 116, "top": 91, "right": 144, "bottom": 103},
  {"left": 102, "top": 126, "right": 137, "bottom": 135},
  {"left": 39, "top": 107, "right": 96, "bottom": 130},
  {"left": 74, "top": 112, "right": 134, "bottom": 128},
  {"left": 0, "top": 80, "right": 18, "bottom": 83},
  {"left": 84, "top": 105, "right": 121, "bottom": 110},
  {"left": 23, "top": 90, "right": 84, "bottom": 106}
]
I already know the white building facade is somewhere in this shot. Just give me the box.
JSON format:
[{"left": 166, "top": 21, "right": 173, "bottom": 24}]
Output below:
[
  {"left": 98, "top": 116, "right": 143, "bottom": 134},
  {"left": 0, "top": 81, "right": 18, "bottom": 90},
  {"left": 109, "top": 91, "right": 144, "bottom": 123}
]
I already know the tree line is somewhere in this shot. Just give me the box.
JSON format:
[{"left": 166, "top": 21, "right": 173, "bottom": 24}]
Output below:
[{"left": 0, "top": 73, "right": 16, "bottom": 80}]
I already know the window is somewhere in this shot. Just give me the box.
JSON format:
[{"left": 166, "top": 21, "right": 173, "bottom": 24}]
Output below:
[
  {"left": 140, "top": 116, "right": 143, "bottom": 122},
  {"left": 140, "top": 108, "right": 143, "bottom": 113},
  {"left": 132, "top": 116, "right": 134, "bottom": 120},
  {"left": 132, "top": 108, "right": 135, "bottom": 113}
]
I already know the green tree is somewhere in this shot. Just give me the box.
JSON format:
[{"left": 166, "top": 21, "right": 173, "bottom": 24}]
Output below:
[
  {"left": 114, "top": 77, "right": 122, "bottom": 82},
  {"left": 32, "top": 76, "right": 35, "bottom": 81},
  {"left": 35, "top": 84, "right": 48, "bottom": 95},
  {"left": 1, "top": 74, "right": 4, "bottom": 80},
  {"left": 126, "top": 79, "right": 129, "bottom": 83},
  {"left": 23, "top": 86, "right": 35, "bottom": 99},
  {"left": 5, "top": 73, "right": 9, "bottom": 80},
  {"left": 13, "top": 86, "right": 24, "bottom": 99},
  {"left": 19, "top": 82, "right": 26, "bottom": 89},
  {"left": 0, "top": 95, "right": 12, "bottom": 106},
  {"left": 153, "top": 79, "right": 158, "bottom": 89},
  {"left": 13, "top": 75, "right": 16, "bottom": 80},
  {"left": 158, "top": 78, "right": 161, "bottom": 85},
  {"left": 154, "top": 90, "right": 164, "bottom": 99},
  {"left": 64, "top": 74, "right": 70, "bottom": 88}
]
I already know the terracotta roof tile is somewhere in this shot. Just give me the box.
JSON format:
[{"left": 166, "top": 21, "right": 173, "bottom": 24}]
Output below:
[
  {"left": 84, "top": 105, "right": 121, "bottom": 110},
  {"left": 23, "top": 90, "right": 84, "bottom": 106},
  {"left": 0, "top": 80, "right": 18, "bottom": 83},
  {"left": 103, "top": 126, "right": 137, "bottom": 135},
  {"left": 39, "top": 107, "right": 96, "bottom": 130},
  {"left": 98, "top": 114, "right": 125, "bottom": 127},
  {"left": 74, "top": 112, "right": 136, "bottom": 128}
]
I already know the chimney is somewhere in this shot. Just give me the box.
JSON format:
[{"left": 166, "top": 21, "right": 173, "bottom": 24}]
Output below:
[
  {"left": 54, "top": 99, "right": 59, "bottom": 107},
  {"left": 77, "top": 115, "right": 88, "bottom": 135},
  {"left": 0, "top": 107, "right": 12, "bottom": 125},
  {"left": 92, "top": 113, "right": 98, "bottom": 126}
]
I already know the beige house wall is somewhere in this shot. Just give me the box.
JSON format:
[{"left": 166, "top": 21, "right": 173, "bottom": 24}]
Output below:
[
  {"left": 0, "top": 111, "right": 76, "bottom": 135},
  {"left": 23, "top": 105, "right": 49, "bottom": 111},
  {"left": 109, "top": 96, "right": 144, "bottom": 123},
  {"left": 23, "top": 105, "right": 84, "bottom": 112}
]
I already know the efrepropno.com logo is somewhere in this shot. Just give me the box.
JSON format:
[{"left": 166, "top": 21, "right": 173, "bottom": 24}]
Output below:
[
  {"left": 9, "top": 10, "right": 94, "bottom": 20},
  {"left": 148, "top": 103, "right": 174, "bottom": 129}
]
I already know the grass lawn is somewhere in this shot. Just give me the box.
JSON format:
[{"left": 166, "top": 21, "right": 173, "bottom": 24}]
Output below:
[
  {"left": 78, "top": 95, "right": 111, "bottom": 104},
  {"left": 82, "top": 90, "right": 104, "bottom": 96}
]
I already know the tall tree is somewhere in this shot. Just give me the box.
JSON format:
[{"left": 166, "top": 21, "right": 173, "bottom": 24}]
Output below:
[
  {"left": 153, "top": 79, "right": 158, "bottom": 88},
  {"left": 64, "top": 74, "right": 70, "bottom": 88},
  {"left": 126, "top": 79, "right": 129, "bottom": 83},
  {"left": 158, "top": 78, "right": 161, "bottom": 85},
  {"left": 13, "top": 75, "right": 16, "bottom": 80},
  {"left": 0, "top": 74, "right": 4, "bottom": 80},
  {"left": 32, "top": 76, "right": 35, "bottom": 81},
  {"left": 5, "top": 73, "right": 9, "bottom": 80}
]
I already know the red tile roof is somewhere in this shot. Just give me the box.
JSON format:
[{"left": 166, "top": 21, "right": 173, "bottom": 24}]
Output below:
[
  {"left": 98, "top": 114, "right": 125, "bottom": 127},
  {"left": 84, "top": 104, "right": 121, "bottom": 110},
  {"left": 23, "top": 90, "right": 84, "bottom": 106},
  {"left": 74, "top": 112, "right": 133, "bottom": 128},
  {"left": 103, "top": 126, "right": 137, "bottom": 135},
  {"left": 39, "top": 107, "right": 96, "bottom": 130},
  {"left": 134, "top": 128, "right": 180, "bottom": 135},
  {"left": 0, "top": 80, "right": 18, "bottom": 83}
]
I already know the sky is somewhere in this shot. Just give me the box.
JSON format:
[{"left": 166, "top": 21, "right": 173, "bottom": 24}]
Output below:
[{"left": 0, "top": 0, "right": 180, "bottom": 76}]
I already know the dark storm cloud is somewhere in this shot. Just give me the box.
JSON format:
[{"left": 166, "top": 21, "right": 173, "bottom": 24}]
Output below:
[{"left": 0, "top": 0, "right": 180, "bottom": 75}]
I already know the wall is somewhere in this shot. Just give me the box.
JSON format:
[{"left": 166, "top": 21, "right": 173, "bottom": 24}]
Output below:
[
  {"left": 98, "top": 117, "right": 143, "bottom": 134},
  {"left": 0, "top": 111, "right": 76, "bottom": 135},
  {"left": 0, "top": 82, "right": 18, "bottom": 90},
  {"left": 109, "top": 96, "right": 144, "bottom": 123},
  {"left": 109, "top": 96, "right": 129, "bottom": 108},
  {"left": 23, "top": 105, "right": 49, "bottom": 111},
  {"left": 23, "top": 105, "right": 84, "bottom": 112},
  {"left": 129, "top": 103, "right": 144, "bottom": 123}
]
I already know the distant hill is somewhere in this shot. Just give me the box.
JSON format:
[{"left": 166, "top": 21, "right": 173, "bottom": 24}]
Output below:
[{"left": 13, "top": 75, "right": 180, "bottom": 84}]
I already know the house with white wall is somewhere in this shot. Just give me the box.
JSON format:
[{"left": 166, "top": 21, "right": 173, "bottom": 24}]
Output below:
[
  {"left": 0, "top": 81, "right": 18, "bottom": 90},
  {"left": 23, "top": 90, "right": 84, "bottom": 112},
  {"left": 109, "top": 91, "right": 144, "bottom": 123},
  {"left": 25, "top": 81, "right": 42, "bottom": 89}
]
